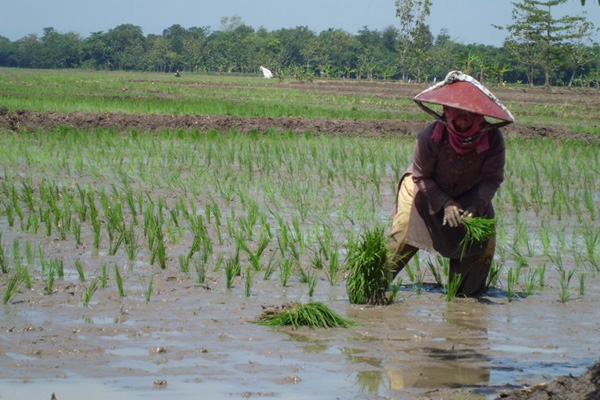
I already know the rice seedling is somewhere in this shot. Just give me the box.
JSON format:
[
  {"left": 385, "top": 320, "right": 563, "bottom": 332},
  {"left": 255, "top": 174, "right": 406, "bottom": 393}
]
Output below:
[
  {"left": 311, "top": 250, "right": 324, "bottom": 271},
  {"left": 388, "top": 280, "right": 403, "bottom": 303},
  {"left": 100, "top": 263, "right": 108, "bottom": 288},
  {"left": 75, "top": 260, "right": 86, "bottom": 282},
  {"left": 244, "top": 266, "right": 253, "bottom": 297},
  {"left": 82, "top": 279, "right": 99, "bottom": 307},
  {"left": 294, "top": 264, "right": 311, "bottom": 284},
  {"left": 279, "top": 258, "right": 293, "bottom": 287},
  {"left": 194, "top": 258, "right": 207, "bottom": 284},
  {"left": 326, "top": 249, "right": 341, "bottom": 286},
  {"left": 257, "top": 302, "right": 355, "bottom": 329},
  {"left": 43, "top": 210, "right": 52, "bottom": 237},
  {"left": 179, "top": 255, "right": 191, "bottom": 274},
  {"left": 12, "top": 239, "right": 22, "bottom": 269},
  {"left": 3, "top": 273, "right": 22, "bottom": 304},
  {"left": 345, "top": 227, "right": 391, "bottom": 306},
  {"left": 21, "top": 179, "right": 36, "bottom": 212},
  {"left": 0, "top": 233, "right": 8, "bottom": 273},
  {"left": 523, "top": 268, "right": 538, "bottom": 296},
  {"left": 114, "top": 264, "right": 125, "bottom": 297},
  {"left": 506, "top": 268, "right": 519, "bottom": 302},
  {"left": 225, "top": 257, "right": 239, "bottom": 290},
  {"left": 151, "top": 222, "right": 167, "bottom": 269},
  {"left": 306, "top": 270, "right": 318, "bottom": 297},
  {"left": 404, "top": 264, "right": 416, "bottom": 283},
  {"left": 45, "top": 262, "right": 55, "bottom": 295},
  {"left": 579, "top": 273, "right": 586, "bottom": 296},
  {"left": 18, "top": 265, "right": 32, "bottom": 289},
  {"left": 444, "top": 273, "right": 463, "bottom": 302},
  {"left": 486, "top": 261, "right": 503, "bottom": 291},
  {"left": 460, "top": 217, "right": 496, "bottom": 260},
  {"left": 92, "top": 217, "right": 102, "bottom": 249},
  {"left": 3, "top": 203, "right": 15, "bottom": 228},
  {"left": 73, "top": 219, "right": 82, "bottom": 246},
  {"left": 540, "top": 218, "right": 552, "bottom": 257},
  {"left": 123, "top": 222, "right": 139, "bottom": 261},
  {"left": 426, "top": 258, "right": 444, "bottom": 287},
  {"left": 558, "top": 269, "right": 576, "bottom": 303},
  {"left": 27, "top": 214, "right": 39, "bottom": 234},
  {"left": 582, "top": 225, "right": 599, "bottom": 270},
  {"left": 413, "top": 262, "right": 427, "bottom": 295},
  {"left": 141, "top": 274, "right": 155, "bottom": 304},
  {"left": 537, "top": 264, "right": 546, "bottom": 288},
  {"left": 58, "top": 207, "right": 72, "bottom": 240},
  {"left": 24, "top": 241, "right": 33, "bottom": 266}
]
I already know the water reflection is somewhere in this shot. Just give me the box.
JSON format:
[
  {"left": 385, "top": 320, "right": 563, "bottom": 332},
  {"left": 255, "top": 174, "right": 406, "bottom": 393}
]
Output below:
[
  {"left": 341, "top": 347, "right": 382, "bottom": 368},
  {"left": 386, "top": 363, "right": 490, "bottom": 389},
  {"left": 355, "top": 370, "right": 385, "bottom": 394},
  {"left": 352, "top": 301, "right": 494, "bottom": 395}
]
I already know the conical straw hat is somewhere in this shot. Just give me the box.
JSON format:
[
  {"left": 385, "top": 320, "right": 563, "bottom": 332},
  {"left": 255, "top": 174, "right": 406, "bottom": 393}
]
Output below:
[{"left": 414, "top": 71, "right": 514, "bottom": 126}]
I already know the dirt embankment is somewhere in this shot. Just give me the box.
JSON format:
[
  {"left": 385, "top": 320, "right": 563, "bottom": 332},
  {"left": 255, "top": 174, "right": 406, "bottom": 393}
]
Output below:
[
  {"left": 0, "top": 107, "right": 598, "bottom": 142},
  {"left": 495, "top": 360, "right": 600, "bottom": 400}
]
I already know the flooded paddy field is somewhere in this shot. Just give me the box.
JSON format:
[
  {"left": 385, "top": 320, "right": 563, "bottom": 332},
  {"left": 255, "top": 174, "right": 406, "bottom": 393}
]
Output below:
[
  {"left": 0, "top": 72, "right": 599, "bottom": 399},
  {"left": 0, "top": 125, "right": 598, "bottom": 399}
]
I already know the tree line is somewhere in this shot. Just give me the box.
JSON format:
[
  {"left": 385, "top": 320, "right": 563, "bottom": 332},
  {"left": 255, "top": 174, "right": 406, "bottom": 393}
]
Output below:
[{"left": 0, "top": 0, "right": 598, "bottom": 87}]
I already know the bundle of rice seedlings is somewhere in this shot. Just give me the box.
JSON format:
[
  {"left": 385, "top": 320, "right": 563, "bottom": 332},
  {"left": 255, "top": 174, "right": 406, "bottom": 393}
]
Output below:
[
  {"left": 460, "top": 217, "right": 497, "bottom": 260},
  {"left": 345, "top": 227, "right": 392, "bottom": 305},
  {"left": 257, "top": 302, "right": 355, "bottom": 329}
]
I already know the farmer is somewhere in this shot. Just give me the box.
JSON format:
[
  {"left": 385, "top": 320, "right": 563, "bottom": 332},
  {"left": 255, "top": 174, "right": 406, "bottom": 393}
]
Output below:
[{"left": 389, "top": 70, "right": 514, "bottom": 296}]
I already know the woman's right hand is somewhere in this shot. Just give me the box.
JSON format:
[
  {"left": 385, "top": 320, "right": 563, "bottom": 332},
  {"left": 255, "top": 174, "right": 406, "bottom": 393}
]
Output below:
[{"left": 443, "top": 200, "right": 463, "bottom": 228}]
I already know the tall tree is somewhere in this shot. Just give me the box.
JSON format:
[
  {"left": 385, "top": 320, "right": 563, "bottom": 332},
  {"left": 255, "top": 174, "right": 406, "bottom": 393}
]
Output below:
[
  {"left": 103, "top": 24, "right": 146, "bottom": 70},
  {"left": 498, "top": 0, "right": 592, "bottom": 88},
  {"left": 39, "top": 27, "right": 82, "bottom": 68},
  {"left": 395, "top": 0, "right": 432, "bottom": 81},
  {"left": 561, "top": 19, "right": 597, "bottom": 86},
  {"left": 0, "top": 36, "right": 12, "bottom": 67}
]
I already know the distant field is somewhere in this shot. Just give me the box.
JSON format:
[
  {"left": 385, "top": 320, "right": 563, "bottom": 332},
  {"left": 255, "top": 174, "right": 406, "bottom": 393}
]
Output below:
[{"left": 0, "top": 68, "right": 599, "bottom": 136}]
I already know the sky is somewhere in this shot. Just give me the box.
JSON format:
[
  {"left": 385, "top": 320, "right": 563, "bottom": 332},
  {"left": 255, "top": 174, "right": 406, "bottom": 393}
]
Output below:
[{"left": 0, "top": 0, "right": 598, "bottom": 47}]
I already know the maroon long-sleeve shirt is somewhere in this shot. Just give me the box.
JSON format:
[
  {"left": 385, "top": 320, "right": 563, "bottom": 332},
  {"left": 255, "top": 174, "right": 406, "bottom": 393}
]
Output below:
[{"left": 402, "top": 122, "right": 505, "bottom": 258}]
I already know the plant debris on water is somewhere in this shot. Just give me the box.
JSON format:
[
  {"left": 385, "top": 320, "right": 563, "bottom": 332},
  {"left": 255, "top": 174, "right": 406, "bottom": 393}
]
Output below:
[{"left": 257, "top": 302, "right": 355, "bottom": 329}]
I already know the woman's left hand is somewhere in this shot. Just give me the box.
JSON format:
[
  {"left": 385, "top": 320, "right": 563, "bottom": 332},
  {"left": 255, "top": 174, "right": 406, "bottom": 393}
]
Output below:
[{"left": 461, "top": 206, "right": 477, "bottom": 220}]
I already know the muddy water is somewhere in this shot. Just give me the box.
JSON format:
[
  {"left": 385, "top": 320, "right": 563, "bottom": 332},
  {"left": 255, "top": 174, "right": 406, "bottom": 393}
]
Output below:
[{"left": 1, "top": 264, "right": 599, "bottom": 400}]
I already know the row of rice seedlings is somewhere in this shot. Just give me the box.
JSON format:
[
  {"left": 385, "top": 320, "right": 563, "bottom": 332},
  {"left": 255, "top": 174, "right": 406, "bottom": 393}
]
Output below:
[{"left": 2, "top": 130, "right": 596, "bottom": 304}]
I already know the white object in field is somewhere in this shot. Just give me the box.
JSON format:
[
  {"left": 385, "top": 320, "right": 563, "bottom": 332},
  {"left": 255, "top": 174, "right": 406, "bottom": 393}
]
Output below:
[{"left": 260, "top": 66, "right": 273, "bottom": 79}]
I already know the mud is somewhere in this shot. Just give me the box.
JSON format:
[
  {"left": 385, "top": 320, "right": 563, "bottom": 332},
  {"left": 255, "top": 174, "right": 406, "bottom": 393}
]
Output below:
[
  {"left": 1, "top": 108, "right": 598, "bottom": 142},
  {"left": 1, "top": 225, "right": 599, "bottom": 400},
  {"left": 495, "top": 361, "right": 600, "bottom": 400}
]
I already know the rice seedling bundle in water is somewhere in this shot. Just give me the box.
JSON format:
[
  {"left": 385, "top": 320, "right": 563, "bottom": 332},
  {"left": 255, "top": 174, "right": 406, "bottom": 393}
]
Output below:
[
  {"left": 257, "top": 302, "right": 355, "bottom": 329},
  {"left": 460, "top": 217, "right": 497, "bottom": 260},
  {"left": 345, "top": 227, "right": 391, "bottom": 305}
]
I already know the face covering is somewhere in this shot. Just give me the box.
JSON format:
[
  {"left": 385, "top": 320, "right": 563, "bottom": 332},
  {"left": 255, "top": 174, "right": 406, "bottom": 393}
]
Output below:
[{"left": 432, "top": 107, "right": 489, "bottom": 154}]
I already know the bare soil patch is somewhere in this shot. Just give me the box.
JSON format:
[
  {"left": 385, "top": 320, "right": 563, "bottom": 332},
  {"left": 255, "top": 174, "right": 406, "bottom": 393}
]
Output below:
[{"left": 1, "top": 108, "right": 598, "bottom": 142}]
